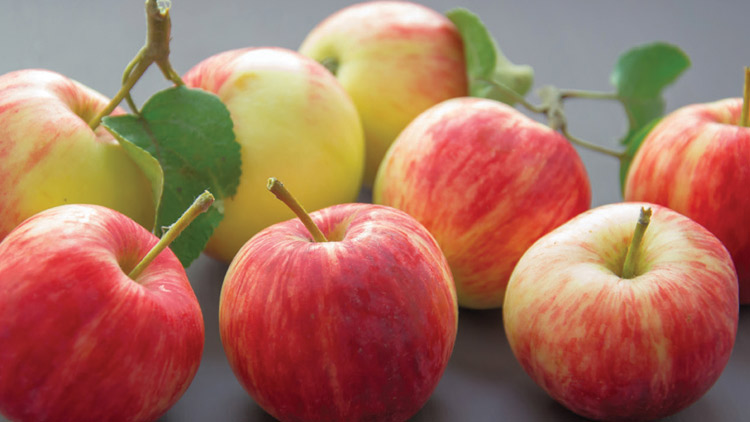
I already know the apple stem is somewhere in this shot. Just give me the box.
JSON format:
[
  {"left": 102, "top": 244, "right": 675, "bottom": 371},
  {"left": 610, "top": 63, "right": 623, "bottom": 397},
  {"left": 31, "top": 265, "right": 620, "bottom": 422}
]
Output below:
[
  {"left": 621, "top": 206, "right": 652, "bottom": 279},
  {"left": 128, "top": 190, "right": 214, "bottom": 280},
  {"left": 267, "top": 178, "right": 328, "bottom": 243},
  {"left": 89, "top": 0, "right": 184, "bottom": 130},
  {"left": 742, "top": 67, "right": 749, "bottom": 128}
]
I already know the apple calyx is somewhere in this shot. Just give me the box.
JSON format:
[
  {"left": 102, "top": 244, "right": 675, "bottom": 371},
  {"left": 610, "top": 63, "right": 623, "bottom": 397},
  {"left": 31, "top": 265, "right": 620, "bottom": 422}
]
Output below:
[
  {"left": 742, "top": 66, "right": 749, "bottom": 128},
  {"left": 621, "top": 206, "right": 652, "bottom": 279},
  {"left": 88, "top": 0, "right": 184, "bottom": 130},
  {"left": 128, "top": 190, "right": 215, "bottom": 280},
  {"left": 267, "top": 178, "right": 328, "bottom": 243}
]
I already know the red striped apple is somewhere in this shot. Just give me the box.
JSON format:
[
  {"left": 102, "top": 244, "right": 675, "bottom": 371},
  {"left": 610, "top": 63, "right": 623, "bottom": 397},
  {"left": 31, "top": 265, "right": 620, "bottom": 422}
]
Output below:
[
  {"left": 624, "top": 98, "right": 750, "bottom": 303},
  {"left": 184, "top": 48, "right": 365, "bottom": 263},
  {"left": 299, "top": 1, "right": 468, "bottom": 186},
  {"left": 503, "top": 203, "right": 738, "bottom": 421},
  {"left": 219, "top": 179, "right": 457, "bottom": 422},
  {"left": 0, "top": 69, "right": 155, "bottom": 240},
  {"left": 0, "top": 204, "right": 205, "bottom": 422},
  {"left": 373, "top": 97, "right": 591, "bottom": 309}
]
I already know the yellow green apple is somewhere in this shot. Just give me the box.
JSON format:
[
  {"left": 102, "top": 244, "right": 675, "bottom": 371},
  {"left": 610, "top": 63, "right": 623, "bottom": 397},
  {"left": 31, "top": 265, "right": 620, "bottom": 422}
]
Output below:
[{"left": 184, "top": 47, "right": 365, "bottom": 262}]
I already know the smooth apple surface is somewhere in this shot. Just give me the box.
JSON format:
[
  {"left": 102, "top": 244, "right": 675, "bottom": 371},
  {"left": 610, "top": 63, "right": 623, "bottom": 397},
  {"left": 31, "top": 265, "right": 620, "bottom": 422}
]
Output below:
[
  {"left": 220, "top": 203, "right": 458, "bottom": 422},
  {"left": 0, "top": 205, "right": 204, "bottom": 422},
  {"left": 503, "top": 203, "right": 738, "bottom": 421},
  {"left": 373, "top": 97, "right": 591, "bottom": 309},
  {"left": 0, "top": 69, "right": 155, "bottom": 240},
  {"left": 624, "top": 98, "right": 750, "bottom": 304},
  {"left": 184, "top": 47, "right": 365, "bottom": 263},
  {"left": 299, "top": 0, "right": 468, "bottom": 186}
]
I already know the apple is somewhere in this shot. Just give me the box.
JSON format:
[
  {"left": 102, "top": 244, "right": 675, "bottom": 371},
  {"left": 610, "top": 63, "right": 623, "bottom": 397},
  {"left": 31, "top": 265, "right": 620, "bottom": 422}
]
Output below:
[
  {"left": 373, "top": 97, "right": 591, "bottom": 309},
  {"left": 0, "top": 203, "right": 205, "bottom": 422},
  {"left": 183, "top": 47, "right": 365, "bottom": 263},
  {"left": 219, "top": 179, "right": 458, "bottom": 422},
  {"left": 624, "top": 97, "right": 750, "bottom": 304},
  {"left": 299, "top": 1, "right": 468, "bottom": 186},
  {"left": 503, "top": 203, "right": 738, "bottom": 421},
  {"left": 0, "top": 69, "right": 156, "bottom": 241}
]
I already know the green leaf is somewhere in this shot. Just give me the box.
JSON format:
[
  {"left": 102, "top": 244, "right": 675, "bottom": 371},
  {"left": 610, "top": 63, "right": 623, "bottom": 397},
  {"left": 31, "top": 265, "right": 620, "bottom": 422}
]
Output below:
[
  {"left": 619, "top": 117, "right": 661, "bottom": 194},
  {"left": 103, "top": 86, "right": 240, "bottom": 267},
  {"left": 611, "top": 42, "right": 690, "bottom": 144},
  {"left": 446, "top": 8, "right": 534, "bottom": 105},
  {"left": 109, "top": 135, "right": 164, "bottom": 231}
]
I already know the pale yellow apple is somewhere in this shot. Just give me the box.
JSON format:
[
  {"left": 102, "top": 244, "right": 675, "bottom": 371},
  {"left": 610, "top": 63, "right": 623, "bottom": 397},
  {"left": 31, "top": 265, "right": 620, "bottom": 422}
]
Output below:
[
  {"left": 0, "top": 69, "right": 155, "bottom": 240},
  {"left": 184, "top": 47, "right": 365, "bottom": 262},
  {"left": 300, "top": 1, "right": 468, "bottom": 186}
]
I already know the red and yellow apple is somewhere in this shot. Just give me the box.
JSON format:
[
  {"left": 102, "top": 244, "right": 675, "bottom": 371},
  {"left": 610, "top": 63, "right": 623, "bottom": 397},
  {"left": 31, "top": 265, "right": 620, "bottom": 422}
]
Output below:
[
  {"left": 184, "top": 47, "right": 365, "bottom": 263},
  {"left": 0, "top": 69, "right": 155, "bottom": 240},
  {"left": 503, "top": 203, "right": 738, "bottom": 420},
  {"left": 373, "top": 97, "right": 591, "bottom": 309},
  {"left": 299, "top": 1, "right": 468, "bottom": 186},
  {"left": 624, "top": 98, "right": 750, "bottom": 303},
  {"left": 0, "top": 204, "right": 204, "bottom": 422},
  {"left": 219, "top": 197, "right": 457, "bottom": 422}
]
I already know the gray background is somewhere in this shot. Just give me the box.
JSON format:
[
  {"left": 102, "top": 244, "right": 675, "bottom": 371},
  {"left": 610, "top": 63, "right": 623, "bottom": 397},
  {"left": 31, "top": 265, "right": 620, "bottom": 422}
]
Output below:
[{"left": 1, "top": 1, "right": 749, "bottom": 421}]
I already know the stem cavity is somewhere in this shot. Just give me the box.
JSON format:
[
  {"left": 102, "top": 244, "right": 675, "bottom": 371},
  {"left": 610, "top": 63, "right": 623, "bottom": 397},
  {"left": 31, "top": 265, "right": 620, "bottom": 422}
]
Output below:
[
  {"left": 88, "top": 0, "right": 183, "bottom": 130},
  {"left": 267, "top": 178, "right": 328, "bottom": 243},
  {"left": 621, "top": 206, "right": 652, "bottom": 279},
  {"left": 320, "top": 57, "right": 340, "bottom": 76},
  {"left": 128, "top": 191, "right": 214, "bottom": 280}
]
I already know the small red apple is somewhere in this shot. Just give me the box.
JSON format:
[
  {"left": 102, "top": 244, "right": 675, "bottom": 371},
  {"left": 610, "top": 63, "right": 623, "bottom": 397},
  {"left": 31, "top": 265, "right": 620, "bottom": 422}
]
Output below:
[
  {"left": 503, "top": 203, "right": 738, "bottom": 421},
  {"left": 373, "top": 97, "right": 591, "bottom": 309},
  {"left": 219, "top": 179, "right": 458, "bottom": 422},
  {"left": 624, "top": 97, "right": 750, "bottom": 303},
  {"left": 0, "top": 204, "right": 205, "bottom": 422}
]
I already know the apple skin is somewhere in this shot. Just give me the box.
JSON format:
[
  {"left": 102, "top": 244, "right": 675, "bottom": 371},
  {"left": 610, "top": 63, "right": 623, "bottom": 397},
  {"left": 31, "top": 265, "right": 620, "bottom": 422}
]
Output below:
[
  {"left": 373, "top": 97, "right": 591, "bottom": 309},
  {"left": 503, "top": 203, "right": 738, "bottom": 421},
  {"left": 624, "top": 98, "right": 750, "bottom": 304},
  {"left": 0, "top": 69, "right": 155, "bottom": 240},
  {"left": 299, "top": 1, "right": 468, "bottom": 186},
  {"left": 219, "top": 203, "right": 458, "bottom": 422},
  {"left": 184, "top": 47, "right": 365, "bottom": 263},
  {"left": 0, "top": 204, "right": 204, "bottom": 422}
]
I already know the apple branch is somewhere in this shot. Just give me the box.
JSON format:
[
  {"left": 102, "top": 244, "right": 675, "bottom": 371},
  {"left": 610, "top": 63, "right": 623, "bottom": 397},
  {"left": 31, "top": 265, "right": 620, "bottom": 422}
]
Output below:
[
  {"left": 267, "top": 178, "right": 328, "bottom": 243},
  {"left": 89, "top": 0, "right": 184, "bottom": 130},
  {"left": 559, "top": 89, "right": 621, "bottom": 101},
  {"left": 477, "top": 78, "right": 626, "bottom": 159},
  {"left": 621, "top": 207, "right": 652, "bottom": 279},
  {"left": 742, "top": 66, "right": 749, "bottom": 128},
  {"left": 128, "top": 190, "right": 214, "bottom": 280}
]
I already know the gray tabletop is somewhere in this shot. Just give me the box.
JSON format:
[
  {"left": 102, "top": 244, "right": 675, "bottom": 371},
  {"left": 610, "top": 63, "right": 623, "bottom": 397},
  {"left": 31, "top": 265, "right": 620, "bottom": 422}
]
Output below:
[{"left": 2, "top": 1, "right": 749, "bottom": 421}]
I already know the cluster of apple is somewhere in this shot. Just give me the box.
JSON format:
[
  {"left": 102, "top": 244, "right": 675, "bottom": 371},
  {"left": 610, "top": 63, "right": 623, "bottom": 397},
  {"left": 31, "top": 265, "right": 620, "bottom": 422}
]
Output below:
[{"left": 0, "top": 1, "right": 748, "bottom": 421}]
